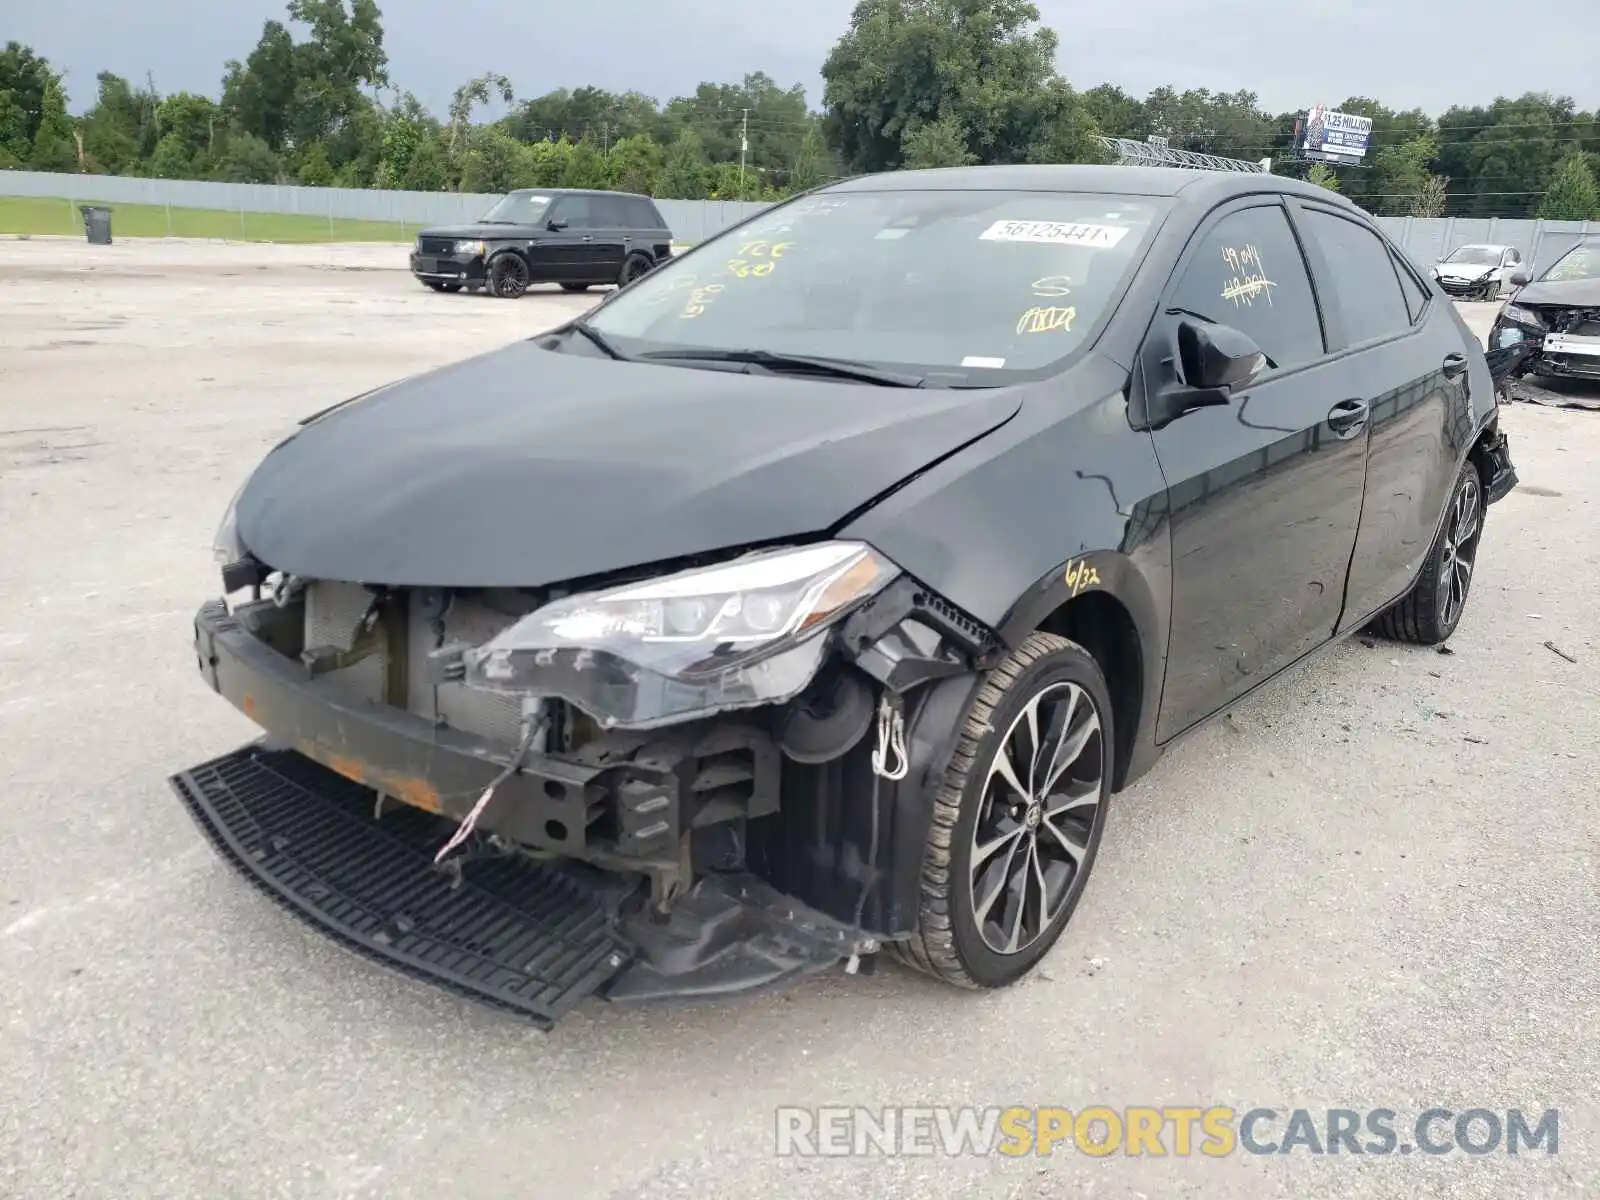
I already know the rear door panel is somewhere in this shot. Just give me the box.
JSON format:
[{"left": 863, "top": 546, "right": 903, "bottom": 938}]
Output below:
[{"left": 1290, "top": 202, "right": 1468, "bottom": 628}]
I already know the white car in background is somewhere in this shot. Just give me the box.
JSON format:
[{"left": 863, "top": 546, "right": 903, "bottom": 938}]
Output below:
[{"left": 1431, "top": 243, "right": 1524, "bottom": 300}]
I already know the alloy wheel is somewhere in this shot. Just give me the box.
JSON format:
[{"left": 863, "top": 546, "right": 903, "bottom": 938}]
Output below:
[
  {"left": 491, "top": 256, "right": 529, "bottom": 299},
  {"left": 1439, "top": 475, "right": 1482, "bottom": 628},
  {"left": 967, "top": 681, "right": 1105, "bottom": 956}
]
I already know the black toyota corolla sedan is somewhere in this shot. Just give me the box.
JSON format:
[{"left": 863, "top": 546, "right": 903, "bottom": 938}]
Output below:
[{"left": 174, "top": 165, "right": 1517, "bottom": 1027}]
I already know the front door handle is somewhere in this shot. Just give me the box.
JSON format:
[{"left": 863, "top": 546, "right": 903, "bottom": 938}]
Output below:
[
  {"left": 1327, "top": 398, "right": 1369, "bottom": 438},
  {"left": 580, "top": 235, "right": 594, "bottom": 242},
  {"left": 1442, "top": 352, "right": 1468, "bottom": 379}
]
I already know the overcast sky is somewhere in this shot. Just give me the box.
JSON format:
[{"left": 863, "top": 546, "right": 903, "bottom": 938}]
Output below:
[{"left": 15, "top": 0, "right": 1600, "bottom": 120}]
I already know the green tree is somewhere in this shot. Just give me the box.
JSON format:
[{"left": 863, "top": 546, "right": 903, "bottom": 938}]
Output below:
[
  {"left": 221, "top": 21, "right": 298, "bottom": 150},
  {"left": 1437, "top": 93, "right": 1582, "bottom": 217},
  {"left": 659, "top": 129, "right": 712, "bottom": 198},
  {"left": 216, "top": 132, "right": 283, "bottom": 182},
  {"left": 448, "top": 71, "right": 513, "bottom": 155},
  {"left": 79, "top": 73, "right": 159, "bottom": 174},
  {"left": 400, "top": 133, "right": 451, "bottom": 191},
  {"left": 1307, "top": 162, "right": 1341, "bottom": 192},
  {"left": 1413, "top": 174, "right": 1450, "bottom": 218},
  {"left": 375, "top": 92, "right": 435, "bottom": 186},
  {"left": 30, "top": 77, "right": 78, "bottom": 171},
  {"left": 296, "top": 141, "right": 336, "bottom": 185},
  {"left": 561, "top": 135, "right": 609, "bottom": 188},
  {"left": 786, "top": 125, "right": 833, "bottom": 193},
  {"left": 526, "top": 137, "right": 574, "bottom": 188},
  {"left": 901, "top": 116, "right": 976, "bottom": 169},
  {"left": 1080, "top": 84, "right": 1145, "bottom": 139},
  {"left": 0, "top": 42, "right": 57, "bottom": 163},
  {"left": 153, "top": 93, "right": 222, "bottom": 171},
  {"left": 821, "top": 0, "right": 1066, "bottom": 172},
  {"left": 1025, "top": 83, "right": 1109, "bottom": 164},
  {"left": 606, "top": 133, "right": 664, "bottom": 194},
  {"left": 1538, "top": 152, "right": 1600, "bottom": 219},
  {"left": 458, "top": 126, "right": 536, "bottom": 193}
]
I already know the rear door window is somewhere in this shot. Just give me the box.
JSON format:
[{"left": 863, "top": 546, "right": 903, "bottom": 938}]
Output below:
[
  {"left": 1389, "top": 249, "right": 1430, "bottom": 324},
  {"left": 1298, "top": 209, "right": 1414, "bottom": 346},
  {"left": 590, "top": 195, "right": 632, "bottom": 228},
  {"left": 1165, "top": 204, "right": 1327, "bottom": 374}
]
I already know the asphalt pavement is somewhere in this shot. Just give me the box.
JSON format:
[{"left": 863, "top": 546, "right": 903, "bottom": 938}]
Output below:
[{"left": 0, "top": 241, "right": 1595, "bottom": 1200}]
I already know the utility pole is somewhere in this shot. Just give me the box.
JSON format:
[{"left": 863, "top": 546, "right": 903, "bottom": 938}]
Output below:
[{"left": 739, "top": 108, "right": 749, "bottom": 199}]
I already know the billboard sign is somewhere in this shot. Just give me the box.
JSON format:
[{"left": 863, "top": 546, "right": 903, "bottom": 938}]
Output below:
[{"left": 1299, "top": 105, "right": 1373, "bottom": 163}]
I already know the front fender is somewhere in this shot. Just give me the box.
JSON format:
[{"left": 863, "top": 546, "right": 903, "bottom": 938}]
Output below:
[{"left": 841, "top": 356, "right": 1174, "bottom": 787}]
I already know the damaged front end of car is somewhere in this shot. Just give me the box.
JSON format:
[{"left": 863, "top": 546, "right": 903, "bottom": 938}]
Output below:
[{"left": 174, "top": 534, "right": 1003, "bottom": 1026}]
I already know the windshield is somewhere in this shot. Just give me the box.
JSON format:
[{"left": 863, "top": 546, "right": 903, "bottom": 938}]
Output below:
[
  {"left": 1538, "top": 242, "right": 1599, "bottom": 283},
  {"left": 1443, "top": 246, "right": 1501, "bottom": 266},
  {"left": 582, "top": 189, "right": 1169, "bottom": 384},
  {"left": 479, "top": 192, "right": 552, "bottom": 225}
]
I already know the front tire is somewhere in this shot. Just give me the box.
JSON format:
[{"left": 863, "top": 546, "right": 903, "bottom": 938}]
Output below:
[
  {"left": 487, "top": 253, "right": 530, "bottom": 299},
  {"left": 892, "top": 632, "right": 1112, "bottom": 989},
  {"left": 1370, "top": 458, "right": 1485, "bottom": 644}
]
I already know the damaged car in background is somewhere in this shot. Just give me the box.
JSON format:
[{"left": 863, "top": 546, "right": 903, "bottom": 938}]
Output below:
[
  {"left": 1487, "top": 239, "right": 1600, "bottom": 401},
  {"left": 1430, "top": 243, "right": 1523, "bottom": 300},
  {"left": 173, "top": 165, "right": 1516, "bottom": 1028}
]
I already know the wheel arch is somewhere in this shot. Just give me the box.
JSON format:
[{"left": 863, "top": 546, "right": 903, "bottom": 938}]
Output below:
[
  {"left": 486, "top": 245, "right": 531, "bottom": 269},
  {"left": 994, "top": 549, "right": 1168, "bottom": 793}
]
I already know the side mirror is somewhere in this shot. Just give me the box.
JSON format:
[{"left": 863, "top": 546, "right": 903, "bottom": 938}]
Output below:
[
  {"left": 1144, "top": 319, "right": 1267, "bottom": 429},
  {"left": 547, "top": 218, "right": 568, "bottom": 231},
  {"left": 1509, "top": 268, "right": 1531, "bottom": 288},
  {"left": 1179, "top": 319, "right": 1267, "bottom": 390}
]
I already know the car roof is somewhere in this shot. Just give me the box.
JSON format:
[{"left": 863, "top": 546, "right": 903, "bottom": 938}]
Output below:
[
  {"left": 822, "top": 164, "right": 1367, "bottom": 212},
  {"left": 508, "top": 187, "right": 653, "bottom": 201},
  {"left": 1448, "top": 243, "right": 1510, "bottom": 251}
]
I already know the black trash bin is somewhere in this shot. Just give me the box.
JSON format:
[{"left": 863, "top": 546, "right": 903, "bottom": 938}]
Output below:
[{"left": 80, "top": 205, "right": 113, "bottom": 245}]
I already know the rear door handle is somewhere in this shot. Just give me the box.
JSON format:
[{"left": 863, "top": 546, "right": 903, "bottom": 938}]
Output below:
[
  {"left": 581, "top": 235, "right": 594, "bottom": 242},
  {"left": 1327, "top": 398, "right": 1369, "bottom": 437},
  {"left": 1442, "top": 352, "right": 1468, "bottom": 378}
]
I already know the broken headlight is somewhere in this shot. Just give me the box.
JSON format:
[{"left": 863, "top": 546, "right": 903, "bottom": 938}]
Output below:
[
  {"left": 212, "top": 479, "right": 249, "bottom": 565},
  {"left": 1499, "top": 303, "right": 1545, "bottom": 330},
  {"left": 461, "top": 541, "right": 900, "bottom": 729}
]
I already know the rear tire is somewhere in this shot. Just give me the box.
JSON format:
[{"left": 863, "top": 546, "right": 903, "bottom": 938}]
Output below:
[
  {"left": 1369, "top": 458, "right": 1485, "bottom": 645},
  {"left": 617, "top": 252, "right": 653, "bottom": 288},
  {"left": 891, "top": 632, "right": 1113, "bottom": 989},
  {"left": 487, "top": 253, "right": 530, "bottom": 299}
]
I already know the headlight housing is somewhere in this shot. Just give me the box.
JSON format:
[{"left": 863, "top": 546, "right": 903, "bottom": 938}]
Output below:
[
  {"left": 454, "top": 239, "right": 486, "bottom": 257},
  {"left": 212, "top": 479, "right": 249, "bottom": 565},
  {"left": 1500, "top": 303, "right": 1545, "bottom": 330},
  {"left": 461, "top": 541, "right": 900, "bottom": 729}
]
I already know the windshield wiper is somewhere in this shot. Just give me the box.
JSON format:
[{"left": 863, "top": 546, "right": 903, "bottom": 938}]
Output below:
[
  {"left": 564, "top": 320, "right": 631, "bottom": 361},
  {"left": 638, "top": 348, "right": 925, "bottom": 387}
]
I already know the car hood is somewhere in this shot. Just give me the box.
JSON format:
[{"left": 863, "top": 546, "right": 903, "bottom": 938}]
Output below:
[
  {"left": 417, "top": 224, "right": 538, "bottom": 240},
  {"left": 235, "top": 341, "right": 1023, "bottom": 588},
  {"left": 1512, "top": 277, "right": 1600, "bottom": 307}
]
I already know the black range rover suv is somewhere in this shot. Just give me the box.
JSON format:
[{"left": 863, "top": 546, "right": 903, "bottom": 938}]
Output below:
[{"left": 410, "top": 188, "right": 674, "bottom": 299}]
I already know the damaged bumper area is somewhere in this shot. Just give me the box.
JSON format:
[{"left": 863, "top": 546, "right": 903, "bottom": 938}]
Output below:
[
  {"left": 1489, "top": 303, "right": 1600, "bottom": 395},
  {"left": 174, "top": 544, "right": 999, "bottom": 1023}
]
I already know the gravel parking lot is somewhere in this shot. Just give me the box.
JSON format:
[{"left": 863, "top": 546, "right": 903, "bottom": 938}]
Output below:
[{"left": 1, "top": 239, "right": 1596, "bottom": 1200}]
